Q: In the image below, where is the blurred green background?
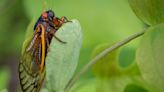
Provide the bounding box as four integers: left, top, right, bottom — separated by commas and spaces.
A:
0, 0, 147, 92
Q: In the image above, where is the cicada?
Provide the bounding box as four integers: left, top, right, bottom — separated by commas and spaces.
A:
19, 10, 69, 92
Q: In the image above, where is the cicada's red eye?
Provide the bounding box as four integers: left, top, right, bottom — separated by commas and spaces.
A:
42, 12, 48, 19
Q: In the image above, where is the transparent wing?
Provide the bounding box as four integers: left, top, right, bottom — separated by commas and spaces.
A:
19, 33, 45, 92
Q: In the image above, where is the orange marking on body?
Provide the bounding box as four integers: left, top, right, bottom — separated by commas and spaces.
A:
39, 24, 45, 72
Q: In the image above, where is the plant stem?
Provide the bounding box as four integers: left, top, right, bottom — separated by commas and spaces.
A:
65, 28, 147, 92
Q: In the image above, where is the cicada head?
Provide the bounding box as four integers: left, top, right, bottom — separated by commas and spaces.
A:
34, 10, 55, 31
46, 10, 55, 21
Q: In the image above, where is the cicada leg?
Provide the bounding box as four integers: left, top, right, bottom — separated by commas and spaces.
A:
54, 34, 67, 44
61, 16, 72, 23
49, 27, 67, 44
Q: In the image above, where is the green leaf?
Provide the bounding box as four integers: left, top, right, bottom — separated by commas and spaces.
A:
124, 84, 148, 92
92, 44, 140, 78
91, 43, 120, 78
0, 68, 10, 90
136, 24, 164, 92
118, 47, 136, 68
71, 79, 96, 92
95, 77, 141, 92
0, 89, 8, 92
41, 88, 49, 92
96, 77, 132, 92
129, 0, 164, 25
46, 19, 82, 92
73, 77, 149, 92
90, 44, 150, 92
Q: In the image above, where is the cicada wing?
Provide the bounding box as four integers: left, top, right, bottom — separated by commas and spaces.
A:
19, 36, 45, 92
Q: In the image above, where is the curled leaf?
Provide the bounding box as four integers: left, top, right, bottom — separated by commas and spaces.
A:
137, 24, 164, 92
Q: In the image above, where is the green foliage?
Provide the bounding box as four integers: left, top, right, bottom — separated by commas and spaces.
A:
0, 0, 27, 56
71, 79, 96, 92
46, 20, 82, 92
97, 76, 150, 92
92, 44, 141, 77
118, 47, 136, 68
1, 0, 164, 92
129, 0, 164, 25
73, 76, 150, 92
23, 0, 54, 19
124, 84, 148, 92
41, 88, 49, 92
129, 0, 164, 92
0, 89, 8, 92
0, 68, 10, 91
136, 24, 164, 92
88, 44, 148, 92
92, 44, 120, 78
95, 77, 134, 92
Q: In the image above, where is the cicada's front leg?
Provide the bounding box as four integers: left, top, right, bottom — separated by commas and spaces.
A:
47, 25, 67, 44
61, 16, 72, 23
53, 34, 67, 44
